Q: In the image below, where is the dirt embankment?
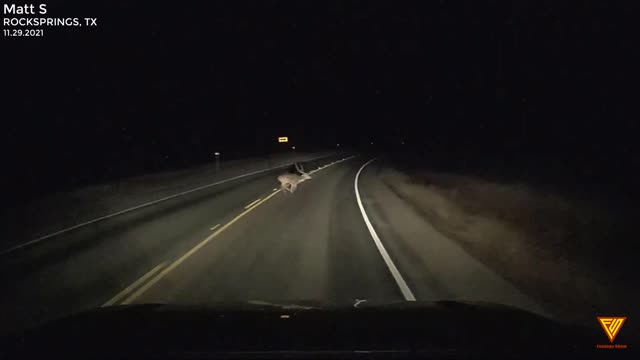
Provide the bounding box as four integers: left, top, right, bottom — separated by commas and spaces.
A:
380, 167, 637, 326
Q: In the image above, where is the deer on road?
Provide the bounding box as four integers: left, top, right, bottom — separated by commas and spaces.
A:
277, 163, 311, 193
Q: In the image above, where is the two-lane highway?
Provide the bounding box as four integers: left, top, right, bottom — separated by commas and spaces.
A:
0, 156, 547, 335
128, 157, 400, 305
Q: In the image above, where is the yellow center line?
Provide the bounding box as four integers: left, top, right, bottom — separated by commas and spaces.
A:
102, 261, 167, 307
105, 155, 358, 306
244, 197, 262, 209
119, 189, 282, 305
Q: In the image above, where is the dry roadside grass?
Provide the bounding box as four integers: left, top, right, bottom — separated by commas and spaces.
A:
380, 168, 637, 326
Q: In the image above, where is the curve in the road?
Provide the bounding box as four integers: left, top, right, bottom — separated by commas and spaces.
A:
354, 159, 416, 301
103, 156, 357, 306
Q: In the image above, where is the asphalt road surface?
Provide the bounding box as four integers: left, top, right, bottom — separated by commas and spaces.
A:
0, 156, 547, 334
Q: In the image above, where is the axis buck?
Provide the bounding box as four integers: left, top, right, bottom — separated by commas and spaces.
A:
277, 163, 311, 193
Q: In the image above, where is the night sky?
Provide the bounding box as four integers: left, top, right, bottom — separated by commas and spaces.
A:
3, 0, 637, 201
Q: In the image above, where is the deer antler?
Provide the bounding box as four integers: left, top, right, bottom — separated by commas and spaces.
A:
278, 163, 311, 194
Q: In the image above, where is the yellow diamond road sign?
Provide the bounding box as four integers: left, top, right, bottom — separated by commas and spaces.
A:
278, 137, 288, 143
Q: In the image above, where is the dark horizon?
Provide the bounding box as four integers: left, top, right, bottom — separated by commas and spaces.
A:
3, 1, 640, 348
3, 0, 636, 201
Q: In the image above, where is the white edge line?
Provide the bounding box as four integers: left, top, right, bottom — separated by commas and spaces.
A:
244, 198, 262, 209
1, 154, 341, 255
102, 261, 167, 307
354, 158, 416, 301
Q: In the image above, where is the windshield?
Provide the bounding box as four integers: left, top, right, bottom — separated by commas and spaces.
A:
1, 0, 635, 353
